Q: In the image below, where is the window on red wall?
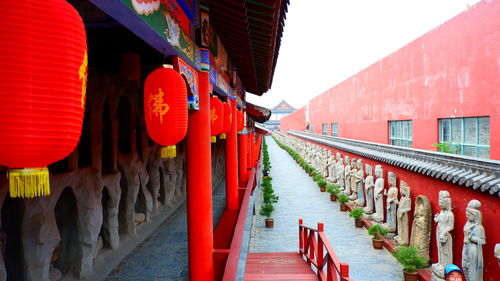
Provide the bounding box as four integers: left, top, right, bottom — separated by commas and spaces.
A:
438, 117, 490, 158
331, 123, 338, 137
322, 123, 327, 135
389, 120, 412, 147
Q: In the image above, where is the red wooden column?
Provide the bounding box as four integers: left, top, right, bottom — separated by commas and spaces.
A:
238, 130, 248, 183
247, 132, 253, 168
225, 97, 239, 210
185, 49, 214, 281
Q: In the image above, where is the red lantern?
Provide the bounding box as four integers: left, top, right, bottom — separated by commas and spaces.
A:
0, 0, 88, 198
237, 110, 245, 132
219, 102, 232, 139
144, 65, 188, 158
210, 97, 224, 143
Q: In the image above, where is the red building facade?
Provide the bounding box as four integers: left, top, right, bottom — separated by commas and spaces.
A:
281, 0, 500, 160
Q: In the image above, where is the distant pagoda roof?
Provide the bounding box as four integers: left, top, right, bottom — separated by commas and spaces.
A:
272, 100, 295, 111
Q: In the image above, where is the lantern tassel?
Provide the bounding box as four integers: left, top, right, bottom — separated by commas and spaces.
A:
220, 133, 226, 140
211, 136, 217, 143
161, 145, 177, 158
8, 168, 50, 198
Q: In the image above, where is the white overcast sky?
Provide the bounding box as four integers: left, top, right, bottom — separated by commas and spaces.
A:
246, 0, 482, 109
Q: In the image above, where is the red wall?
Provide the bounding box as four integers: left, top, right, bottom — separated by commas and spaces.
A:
280, 106, 306, 132
280, 0, 500, 159
294, 136, 500, 281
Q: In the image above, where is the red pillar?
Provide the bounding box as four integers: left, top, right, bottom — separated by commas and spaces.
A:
225, 98, 239, 210
247, 132, 253, 169
238, 131, 248, 183
185, 50, 214, 281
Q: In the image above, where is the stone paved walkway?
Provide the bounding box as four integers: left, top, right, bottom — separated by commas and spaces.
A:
104, 182, 226, 281
249, 136, 403, 281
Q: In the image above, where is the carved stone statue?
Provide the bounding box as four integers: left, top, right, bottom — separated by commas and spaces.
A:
382, 172, 398, 233
395, 181, 411, 246
336, 158, 345, 190
372, 165, 385, 223
327, 155, 337, 183
363, 164, 374, 215
462, 199, 486, 281
410, 195, 432, 262
343, 156, 351, 195
354, 159, 365, 207
348, 159, 358, 200
431, 190, 455, 281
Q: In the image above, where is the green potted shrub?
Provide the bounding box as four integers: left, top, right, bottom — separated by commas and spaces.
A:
326, 184, 340, 201
307, 166, 315, 176
349, 207, 364, 227
259, 204, 275, 228
312, 173, 323, 182
337, 194, 349, 211
394, 246, 427, 281
263, 192, 279, 204
368, 224, 389, 249
317, 179, 327, 192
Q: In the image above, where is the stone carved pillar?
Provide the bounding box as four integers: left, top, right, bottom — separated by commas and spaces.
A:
462, 199, 486, 281
431, 190, 454, 281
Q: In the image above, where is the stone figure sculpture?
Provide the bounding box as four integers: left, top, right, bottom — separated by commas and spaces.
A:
343, 156, 351, 195
348, 159, 358, 200
363, 164, 374, 215
431, 190, 455, 281
410, 195, 432, 262
382, 172, 398, 233
462, 199, 486, 281
395, 181, 411, 246
354, 159, 365, 206
327, 155, 336, 182
372, 165, 385, 222
336, 158, 345, 190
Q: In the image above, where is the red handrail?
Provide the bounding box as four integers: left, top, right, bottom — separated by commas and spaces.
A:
299, 219, 355, 281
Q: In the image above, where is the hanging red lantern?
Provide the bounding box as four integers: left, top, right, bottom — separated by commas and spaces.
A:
236, 110, 245, 132
144, 65, 188, 158
0, 0, 88, 198
210, 97, 224, 143
219, 102, 232, 139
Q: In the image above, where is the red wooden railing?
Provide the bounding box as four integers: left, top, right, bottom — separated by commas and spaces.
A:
299, 219, 355, 281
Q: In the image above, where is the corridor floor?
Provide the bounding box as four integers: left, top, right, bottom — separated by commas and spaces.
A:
104, 182, 226, 281
249, 136, 404, 281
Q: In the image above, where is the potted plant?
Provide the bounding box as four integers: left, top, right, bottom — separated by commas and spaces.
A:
368, 224, 389, 249
259, 204, 275, 228
394, 246, 427, 281
313, 173, 323, 182
317, 179, 327, 192
349, 208, 364, 227
338, 194, 349, 211
326, 184, 340, 201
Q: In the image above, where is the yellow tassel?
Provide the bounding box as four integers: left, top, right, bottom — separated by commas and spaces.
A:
220, 134, 226, 139
8, 167, 50, 198
161, 145, 176, 158
211, 136, 217, 143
